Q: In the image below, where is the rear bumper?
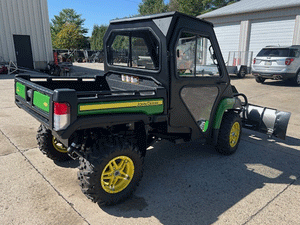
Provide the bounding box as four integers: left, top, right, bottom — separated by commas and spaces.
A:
252, 72, 295, 80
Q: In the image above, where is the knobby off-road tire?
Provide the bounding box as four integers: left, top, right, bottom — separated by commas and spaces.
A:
78, 137, 144, 205
216, 111, 242, 155
36, 124, 71, 161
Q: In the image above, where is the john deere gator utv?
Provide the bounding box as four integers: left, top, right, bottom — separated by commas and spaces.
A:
15, 12, 291, 205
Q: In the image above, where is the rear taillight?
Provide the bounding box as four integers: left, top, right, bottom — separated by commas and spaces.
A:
285, 58, 294, 65
253, 58, 256, 64
53, 102, 70, 130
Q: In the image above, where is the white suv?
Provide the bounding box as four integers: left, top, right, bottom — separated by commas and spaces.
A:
252, 45, 300, 86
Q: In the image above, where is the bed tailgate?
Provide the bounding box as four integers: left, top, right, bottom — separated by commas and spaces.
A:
15, 76, 54, 127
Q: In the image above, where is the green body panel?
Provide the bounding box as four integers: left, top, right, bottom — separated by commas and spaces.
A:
203, 120, 209, 132
33, 91, 50, 113
78, 99, 164, 116
16, 82, 26, 99
212, 98, 236, 129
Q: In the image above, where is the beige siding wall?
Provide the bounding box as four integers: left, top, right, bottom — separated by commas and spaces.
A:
201, 7, 300, 61
293, 15, 300, 45
0, 0, 53, 69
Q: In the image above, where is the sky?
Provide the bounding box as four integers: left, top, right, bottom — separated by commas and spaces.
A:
47, 0, 169, 37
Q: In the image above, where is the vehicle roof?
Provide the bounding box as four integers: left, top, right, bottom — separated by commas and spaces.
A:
110, 11, 213, 26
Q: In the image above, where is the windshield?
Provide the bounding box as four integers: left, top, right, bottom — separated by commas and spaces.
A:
257, 48, 291, 57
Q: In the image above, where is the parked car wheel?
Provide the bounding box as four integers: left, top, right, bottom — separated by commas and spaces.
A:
36, 124, 71, 161
216, 111, 242, 155
255, 77, 265, 84
237, 67, 247, 78
78, 137, 144, 205
293, 71, 300, 86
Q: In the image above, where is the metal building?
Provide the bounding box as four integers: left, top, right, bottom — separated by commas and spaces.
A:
0, 0, 53, 70
199, 0, 300, 61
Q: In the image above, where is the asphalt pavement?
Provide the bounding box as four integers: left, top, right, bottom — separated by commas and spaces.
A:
0, 65, 299, 225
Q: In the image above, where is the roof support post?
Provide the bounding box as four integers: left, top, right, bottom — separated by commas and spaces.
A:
238, 20, 251, 65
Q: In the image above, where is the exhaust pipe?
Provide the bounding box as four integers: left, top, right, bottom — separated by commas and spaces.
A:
241, 104, 291, 140
273, 75, 282, 80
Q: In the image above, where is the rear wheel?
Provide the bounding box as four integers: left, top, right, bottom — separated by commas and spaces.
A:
216, 111, 242, 155
36, 124, 70, 161
78, 137, 144, 205
237, 67, 247, 78
255, 76, 265, 84
293, 71, 300, 86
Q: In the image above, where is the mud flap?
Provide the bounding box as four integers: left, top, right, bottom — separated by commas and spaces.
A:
241, 104, 291, 140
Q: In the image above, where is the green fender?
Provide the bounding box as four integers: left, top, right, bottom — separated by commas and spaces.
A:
212, 98, 236, 129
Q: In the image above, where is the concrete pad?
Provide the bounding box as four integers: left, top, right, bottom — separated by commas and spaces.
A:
0, 78, 15, 109
0, 89, 15, 108
0, 77, 14, 90
0, 107, 40, 151
242, 129, 300, 155
0, 124, 38, 151
0, 152, 87, 225
214, 183, 292, 225
1, 64, 299, 224
24, 148, 164, 225
24, 136, 300, 225
0, 131, 17, 156
0, 106, 40, 127
246, 179, 300, 225
136, 140, 300, 225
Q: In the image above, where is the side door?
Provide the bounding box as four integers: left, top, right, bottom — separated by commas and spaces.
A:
169, 31, 230, 140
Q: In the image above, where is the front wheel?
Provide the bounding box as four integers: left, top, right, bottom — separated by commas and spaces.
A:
78, 137, 144, 205
216, 111, 242, 155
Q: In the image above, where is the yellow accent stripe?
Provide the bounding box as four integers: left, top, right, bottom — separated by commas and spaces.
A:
79, 100, 163, 112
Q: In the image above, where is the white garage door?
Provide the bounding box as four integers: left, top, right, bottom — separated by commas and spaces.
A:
250, 17, 295, 57
214, 23, 240, 63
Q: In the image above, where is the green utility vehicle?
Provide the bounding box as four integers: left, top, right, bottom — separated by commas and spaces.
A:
15, 12, 291, 205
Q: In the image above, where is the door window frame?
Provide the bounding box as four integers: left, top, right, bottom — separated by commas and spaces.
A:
107, 28, 161, 72
175, 29, 222, 79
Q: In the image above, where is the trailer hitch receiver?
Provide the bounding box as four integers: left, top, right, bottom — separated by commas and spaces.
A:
241, 104, 291, 140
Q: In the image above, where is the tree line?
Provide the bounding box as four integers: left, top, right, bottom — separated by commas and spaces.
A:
51, 1, 239, 50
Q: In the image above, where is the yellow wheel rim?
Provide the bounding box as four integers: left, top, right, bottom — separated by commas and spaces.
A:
52, 137, 68, 153
101, 156, 134, 194
229, 122, 240, 148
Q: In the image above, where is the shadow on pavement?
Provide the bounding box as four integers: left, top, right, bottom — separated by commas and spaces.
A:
54, 158, 79, 168
229, 75, 254, 80
259, 79, 298, 87
100, 133, 300, 225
